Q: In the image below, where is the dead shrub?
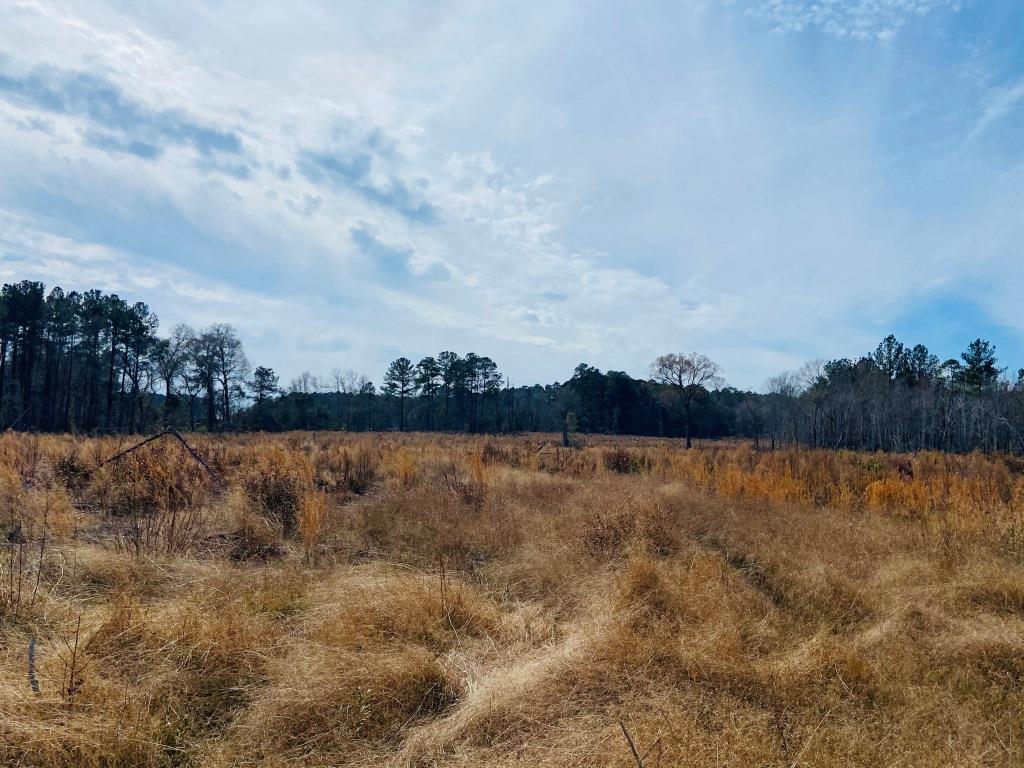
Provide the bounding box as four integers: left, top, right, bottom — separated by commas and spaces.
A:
343, 444, 379, 494
229, 513, 284, 561
481, 440, 518, 467
53, 450, 91, 493
603, 447, 644, 474
242, 448, 314, 537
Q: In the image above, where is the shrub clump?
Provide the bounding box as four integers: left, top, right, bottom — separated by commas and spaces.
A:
54, 450, 91, 493
242, 448, 315, 537
603, 447, 645, 474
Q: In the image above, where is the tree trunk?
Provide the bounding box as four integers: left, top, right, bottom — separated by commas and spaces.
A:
62, 335, 75, 431
206, 378, 217, 432
105, 340, 117, 429
221, 376, 231, 428
0, 336, 7, 424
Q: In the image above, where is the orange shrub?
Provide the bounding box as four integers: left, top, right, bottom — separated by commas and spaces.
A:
865, 477, 929, 518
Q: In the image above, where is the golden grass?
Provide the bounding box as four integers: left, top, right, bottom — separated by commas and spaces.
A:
0, 431, 1022, 766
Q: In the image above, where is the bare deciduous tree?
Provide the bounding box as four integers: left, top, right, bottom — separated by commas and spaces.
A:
196, 324, 249, 430
154, 323, 195, 426
651, 352, 724, 448
289, 371, 319, 394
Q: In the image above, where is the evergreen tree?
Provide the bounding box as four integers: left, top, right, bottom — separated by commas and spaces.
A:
383, 357, 415, 430
957, 339, 1001, 389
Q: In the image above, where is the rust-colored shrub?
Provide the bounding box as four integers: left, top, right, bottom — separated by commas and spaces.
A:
865, 477, 929, 517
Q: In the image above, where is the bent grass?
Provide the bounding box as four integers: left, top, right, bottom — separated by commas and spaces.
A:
0, 431, 1021, 766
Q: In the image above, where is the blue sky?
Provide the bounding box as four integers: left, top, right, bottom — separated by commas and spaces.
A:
0, 0, 1021, 388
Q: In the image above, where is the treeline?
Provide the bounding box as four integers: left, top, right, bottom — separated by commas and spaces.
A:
3, 280, 1024, 453
0, 280, 249, 434
748, 337, 1024, 453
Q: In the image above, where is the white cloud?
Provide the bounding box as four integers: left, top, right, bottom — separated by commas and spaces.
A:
966, 77, 1024, 142
734, 0, 966, 39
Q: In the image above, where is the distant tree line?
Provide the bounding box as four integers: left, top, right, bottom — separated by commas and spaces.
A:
3, 280, 1024, 452
746, 335, 1024, 453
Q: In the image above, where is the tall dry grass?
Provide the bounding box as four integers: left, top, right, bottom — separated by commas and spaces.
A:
0, 430, 1021, 766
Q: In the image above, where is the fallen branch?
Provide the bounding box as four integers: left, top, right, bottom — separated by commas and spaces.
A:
895, 452, 917, 480
97, 428, 224, 488
620, 721, 646, 768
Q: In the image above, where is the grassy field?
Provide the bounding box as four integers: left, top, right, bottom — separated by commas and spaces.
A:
1, 431, 1022, 767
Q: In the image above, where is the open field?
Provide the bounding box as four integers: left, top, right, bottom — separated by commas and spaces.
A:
1, 432, 1023, 767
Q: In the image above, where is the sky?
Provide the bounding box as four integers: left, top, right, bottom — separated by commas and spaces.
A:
0, 0, 1022, 390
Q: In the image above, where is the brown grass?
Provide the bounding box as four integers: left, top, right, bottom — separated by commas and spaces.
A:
0, 431, 1022, 766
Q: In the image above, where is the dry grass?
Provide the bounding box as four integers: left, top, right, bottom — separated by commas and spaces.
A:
0, 430, 1022, 766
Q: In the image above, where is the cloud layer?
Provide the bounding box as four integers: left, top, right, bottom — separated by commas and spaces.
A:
0, 0, 1021, 388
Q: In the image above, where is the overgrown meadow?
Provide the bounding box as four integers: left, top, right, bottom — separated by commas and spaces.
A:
1, 432, 1022, 766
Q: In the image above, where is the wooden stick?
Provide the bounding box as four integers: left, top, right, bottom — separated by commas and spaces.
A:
27, 634, 39, 694
620, 721, 646, 768
98, 429, 174, 467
